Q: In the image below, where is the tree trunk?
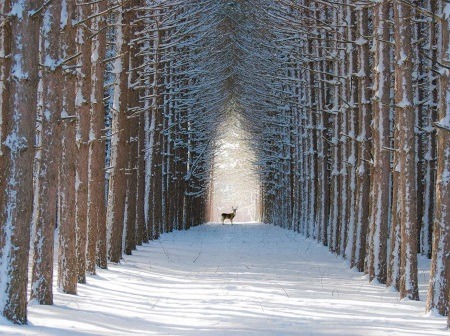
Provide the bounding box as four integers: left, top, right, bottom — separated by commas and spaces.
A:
0, 0, 43, 324
328, 4, 341, 254
427, 0, 450, 316
30, 0, 62, 305
136, 111, 148, 244
75, 0, 92, 284
124, 9, 142, 254
87, 0, 108, 272
417, 0, 438, 259
393, 0, 419, 300
368, 1, 390, 282
58, 0, 78, 295
0, 1, 10, 207
106, 4, 131, 263
346, 4, 359, 267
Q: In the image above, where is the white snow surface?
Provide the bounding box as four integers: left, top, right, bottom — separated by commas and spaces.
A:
0, 223, 447, 336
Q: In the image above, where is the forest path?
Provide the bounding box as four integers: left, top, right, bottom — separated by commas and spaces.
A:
2, 223, 447, 336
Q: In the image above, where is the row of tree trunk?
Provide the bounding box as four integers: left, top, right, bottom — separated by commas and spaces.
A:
252, 0, 450, 320
0, 0, 215, 324
1, 0, 450, 328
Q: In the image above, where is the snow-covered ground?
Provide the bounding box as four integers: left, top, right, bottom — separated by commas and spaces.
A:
0, 223, 447, 335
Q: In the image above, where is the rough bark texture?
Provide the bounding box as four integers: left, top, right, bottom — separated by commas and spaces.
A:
0, 0, 11, 282
352, 6, 372, 273
394, 0, 419, 300
106, 4, 131, 263
75, 0, 92, 284
30, 0, 62, 305
87, 0, 108, 271
428, 0, 450, 316
124, 8, 142, 254
0, 0, 10, 206
0, 0, 43, 324
58, 0, 78, 295
368, 0, 390, 283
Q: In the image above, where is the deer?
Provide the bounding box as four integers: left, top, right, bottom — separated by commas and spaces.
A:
221, 207, 237, 225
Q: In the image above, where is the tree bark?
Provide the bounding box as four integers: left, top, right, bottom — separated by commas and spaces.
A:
428, 0, 450, 316
368, 1, 390, 283
30, 0, 63, 305
124, 6, 142, 254
393, 0, 419, 300
75, 0, 92, 284
58, 0, 78, 295
0, 1, 10, 206
328, 4, 342, 254
0, 0, 43, 324
346, 4, 359, 267
87, 0, 108, 272
106, 4, 131, 262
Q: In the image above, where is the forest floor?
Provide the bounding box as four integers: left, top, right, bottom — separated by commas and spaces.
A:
0, 223, 447, 335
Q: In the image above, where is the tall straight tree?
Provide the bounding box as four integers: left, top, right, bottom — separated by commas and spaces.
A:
87, 0, 108, 272
338, 0, 349, 258
58, 0, 78, 295
417, 0, 438, 259
0, 0, 43, 324
393, 0, 419, 300
30, 0, 63, 305
148, 8, 164, 240
74, 0, 92, 284
0, 0, 10, 254
0, 0, 10, 189
106, 3, 131, 262
368, 0, 390, 283
328, 4, 342, 254
427, 0, 450, 316
346, 3, 359, 267
124, 2, 145, 255
316, 6, 330, 246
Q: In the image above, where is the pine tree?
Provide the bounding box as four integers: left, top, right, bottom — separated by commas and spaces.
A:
106, 2, 131, 262
87, 0, 108, 273
30, 0, 63, 305
0, 0, 43, 324
58, 0, 78, 295
427, 0, 450, 316
393, 0, 419, 300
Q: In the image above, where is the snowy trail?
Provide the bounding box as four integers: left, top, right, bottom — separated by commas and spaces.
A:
1, 223, 447, 336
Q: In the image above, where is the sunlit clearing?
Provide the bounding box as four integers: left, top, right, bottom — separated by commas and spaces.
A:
207, 115, 261, 223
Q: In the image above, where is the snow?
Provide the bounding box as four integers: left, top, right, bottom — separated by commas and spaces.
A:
354, 37, 367, 46
60, 0, 68, 29
397, 98, 411, 108
444, 4, 450, 20
3, 133, 28, 152
9, 0, 25, 20
12, 49, 28, 80
0, 223, 447, 335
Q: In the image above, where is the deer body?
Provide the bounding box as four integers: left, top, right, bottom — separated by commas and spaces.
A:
221, 207, 237, 225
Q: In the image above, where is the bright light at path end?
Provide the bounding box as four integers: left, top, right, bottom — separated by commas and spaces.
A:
207, 117, 261, 223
